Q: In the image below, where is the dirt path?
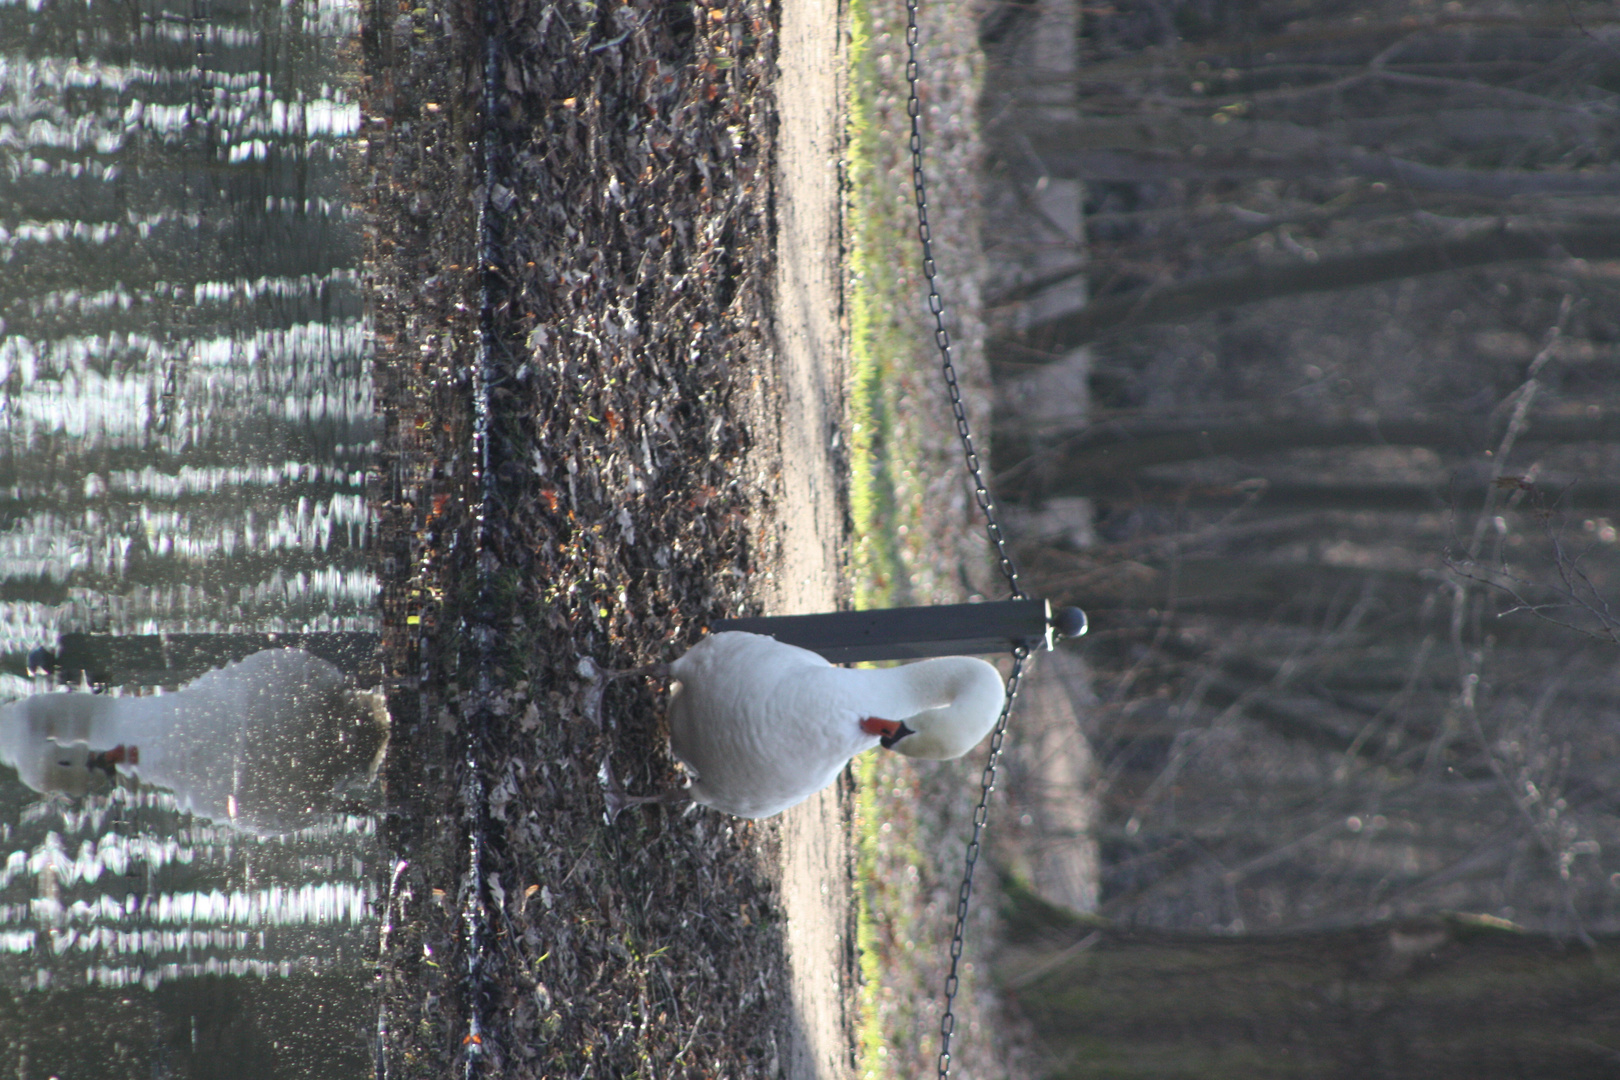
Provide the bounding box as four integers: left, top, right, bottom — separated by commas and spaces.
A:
765, 1, 856, 1077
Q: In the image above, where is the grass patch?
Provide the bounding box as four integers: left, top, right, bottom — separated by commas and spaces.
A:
848, 0, 921, 1073
847, 0, 920, 616
847, 1, 998, 1077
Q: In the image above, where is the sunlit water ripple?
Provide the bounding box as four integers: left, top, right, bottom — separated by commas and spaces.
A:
0, 0, 379, 1073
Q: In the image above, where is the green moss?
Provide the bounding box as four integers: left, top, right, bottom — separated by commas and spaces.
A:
853, 751, 889, 1079
847, 0, 908, 618
1001, 872, 1111, 940
847, 0, 990, 1074
848, 0, 920, 1072
1047, 1043, 1325, 1080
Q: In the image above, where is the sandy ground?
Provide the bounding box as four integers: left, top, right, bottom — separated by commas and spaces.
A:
763, 0, 856, 1076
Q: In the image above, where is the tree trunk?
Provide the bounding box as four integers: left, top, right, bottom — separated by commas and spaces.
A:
1001, 144, 1620, 197
999, 883, 1620, 1080
995, 224, 1620, 356
995, 412, 1620, 487
1005, 110, 1617, 170
1018, 474, 1620, 514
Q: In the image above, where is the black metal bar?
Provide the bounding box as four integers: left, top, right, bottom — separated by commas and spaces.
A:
27, 602, 1087, 685
48, 632, 379, 687
713, 599, 1080, 664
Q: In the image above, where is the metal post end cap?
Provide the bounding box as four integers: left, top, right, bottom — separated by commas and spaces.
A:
1051, 607, 1088, 639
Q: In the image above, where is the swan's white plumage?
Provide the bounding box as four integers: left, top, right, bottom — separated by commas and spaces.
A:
665, 632, 1005, 819
0, 649, 389, 835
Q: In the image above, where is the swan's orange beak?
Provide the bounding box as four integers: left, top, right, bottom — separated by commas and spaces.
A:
860, 717, 915, 750
85, 744, 138, 782
860, 716, 899, 737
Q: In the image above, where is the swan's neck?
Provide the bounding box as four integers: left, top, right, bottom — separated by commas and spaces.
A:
857, 658, 1004, 761
863, 660, 968, 713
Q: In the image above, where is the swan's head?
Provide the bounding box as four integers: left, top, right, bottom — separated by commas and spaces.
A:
0, 693, 113, 797
879, 656, 1005, 761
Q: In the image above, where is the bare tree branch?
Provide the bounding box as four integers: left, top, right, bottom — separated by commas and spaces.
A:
1463, 297, 1574, 559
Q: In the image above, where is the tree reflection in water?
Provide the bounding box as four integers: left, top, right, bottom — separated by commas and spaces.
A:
1, 0, 382, 1069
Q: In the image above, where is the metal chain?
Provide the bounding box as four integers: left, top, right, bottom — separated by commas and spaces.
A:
902, 2, 1029, 1076
935, 645, 1025, 1078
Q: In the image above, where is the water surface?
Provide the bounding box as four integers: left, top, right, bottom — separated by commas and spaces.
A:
0, 0, 379, 1072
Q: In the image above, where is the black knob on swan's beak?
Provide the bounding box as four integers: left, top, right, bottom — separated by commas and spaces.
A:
1051, 607, 1088, 639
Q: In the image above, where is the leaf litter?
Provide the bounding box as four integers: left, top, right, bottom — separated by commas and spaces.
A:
358, 0, 794, 1075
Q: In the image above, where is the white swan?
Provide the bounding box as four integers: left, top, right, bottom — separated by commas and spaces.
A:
591, 631, 1007, 819
0, 648, 389, 836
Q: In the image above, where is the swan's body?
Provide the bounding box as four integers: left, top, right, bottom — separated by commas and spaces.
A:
663, 632, 1005, 819
0, 649, 389, 835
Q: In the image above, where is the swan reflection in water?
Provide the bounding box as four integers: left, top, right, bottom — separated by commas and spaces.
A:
0, 649, 389, 836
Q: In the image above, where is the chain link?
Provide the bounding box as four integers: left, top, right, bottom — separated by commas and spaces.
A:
935, 645, 1025, 1077
902, 1, 1030, 1076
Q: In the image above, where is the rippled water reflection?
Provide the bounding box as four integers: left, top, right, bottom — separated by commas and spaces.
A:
0, 0, 374, 652
1, 0, 379, 1073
